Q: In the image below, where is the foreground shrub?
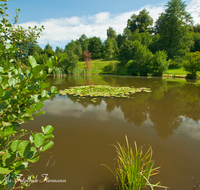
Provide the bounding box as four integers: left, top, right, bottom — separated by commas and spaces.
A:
0, 3, 57, 189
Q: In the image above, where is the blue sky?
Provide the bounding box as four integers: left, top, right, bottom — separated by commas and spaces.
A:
4, 0, 200, 49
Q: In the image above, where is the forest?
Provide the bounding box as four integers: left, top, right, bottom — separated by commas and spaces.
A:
17, 0, 200, 79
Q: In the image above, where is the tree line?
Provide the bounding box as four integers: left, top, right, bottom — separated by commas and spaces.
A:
19, 0, 200, 79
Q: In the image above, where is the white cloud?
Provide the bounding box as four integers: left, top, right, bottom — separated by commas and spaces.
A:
174, 116, 200, 140
18, 0, 200, 49
187, 0, 200, 24
42, 96, 124, 122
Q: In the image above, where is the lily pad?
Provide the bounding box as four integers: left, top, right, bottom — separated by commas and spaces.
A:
59, 85, 151, 98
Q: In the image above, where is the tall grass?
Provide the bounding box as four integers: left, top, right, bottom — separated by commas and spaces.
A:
103, 136, 167, 190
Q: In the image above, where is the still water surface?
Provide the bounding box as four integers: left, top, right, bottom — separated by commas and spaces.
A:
22, 75, 200, 190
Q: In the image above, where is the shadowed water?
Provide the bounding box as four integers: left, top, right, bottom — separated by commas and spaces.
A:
22, 75, 200, 190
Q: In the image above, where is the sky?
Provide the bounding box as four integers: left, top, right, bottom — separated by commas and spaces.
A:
4, 0, 200, 50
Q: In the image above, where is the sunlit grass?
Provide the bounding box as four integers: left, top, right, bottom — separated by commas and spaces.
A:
164, 66, 188, 76
76, 59, 118, 74
102, 136, 167, 190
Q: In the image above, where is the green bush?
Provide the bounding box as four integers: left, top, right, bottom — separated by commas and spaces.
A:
151, 51, 168, 76
0, 3, 57, 189
182, 51, 200, 79
127, 41, 153, 76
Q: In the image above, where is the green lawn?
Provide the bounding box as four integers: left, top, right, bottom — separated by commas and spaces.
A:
75, 59, 118, 74
164, 67, 188, 76
75, 59, 199, 78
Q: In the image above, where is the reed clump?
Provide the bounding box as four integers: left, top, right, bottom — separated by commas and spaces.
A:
103, 136, 167, 190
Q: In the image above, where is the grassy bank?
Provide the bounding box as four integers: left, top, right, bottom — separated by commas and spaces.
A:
74, 59, 199, 78
74, 59, 118, 75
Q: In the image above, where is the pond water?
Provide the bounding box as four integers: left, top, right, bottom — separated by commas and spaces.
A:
22, 75, 200, 190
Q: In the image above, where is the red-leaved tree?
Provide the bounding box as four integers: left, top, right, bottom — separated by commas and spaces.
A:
84, 51, 92, 71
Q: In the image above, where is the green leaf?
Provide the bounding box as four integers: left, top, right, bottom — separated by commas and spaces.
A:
18, 141, 31, 158
8, 78, 16, 86
28, 56, 37, 68
34, 111, 45, 117
11, 140, 21, 152
25, 105, 36, 115
41, 82, 49, 89
29, 132, 34, 143
2, 150, 15, 166
34, 133, 45, 148
41, 140, 54, 152
0, 66, 4, 72
42, 125, 54, 135
46, 60, 52, 68
32, 65, 45, 76
0, 167, 12, 174
5, 43, 13, 50
0, 85, 3, 96
51, 86, 57, 93
0, 102, 7, 111
41, 89, 48, 97
35, 102, 44, 111
45, 134, 54, 139
28, 155, 40, 163
3, 126, 17, 137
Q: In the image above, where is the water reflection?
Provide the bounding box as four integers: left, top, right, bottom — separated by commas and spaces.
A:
46, 76, 200, 140
24, 76, 200, 190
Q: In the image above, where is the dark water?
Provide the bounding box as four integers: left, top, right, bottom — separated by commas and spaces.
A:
22, 75, 200, 190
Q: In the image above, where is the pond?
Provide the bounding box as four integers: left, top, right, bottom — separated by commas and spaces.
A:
22, 75, 200, 190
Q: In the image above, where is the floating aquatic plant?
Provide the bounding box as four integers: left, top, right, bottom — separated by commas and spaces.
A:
59, 85, 151, 98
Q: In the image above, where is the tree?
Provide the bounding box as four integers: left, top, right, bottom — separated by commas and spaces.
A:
64, 40, 82, 60
107, 26, 117, 39
127, 41, 153, 76
127, 9, 153, 33
44, 43, 55, 57
155, 0, 193, 59
182, 51, 200, 79
118, 40, 136, 64
55, 46, 63, 54
104, 38, 118, 60
151, 51, 169, 76
0, 3, 57, 189
84, 51, 92, 71
88, 37, 103, 59
193, 23, 200, 33
191, 32, 200, 52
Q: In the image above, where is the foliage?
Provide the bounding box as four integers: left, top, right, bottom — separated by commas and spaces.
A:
107, 27, 117, 39
0, 3, 57, 189
182, 51, 200, 79
154, 0, 193, 59
102, 136, 167, 190
151, 51, 168, 76
127, 9, 153, 33
118, 40, 136, 65
191, 32, 200, 52
88, 37, 103, 59
127, 41, 153, 76
104, 38, 118, 60
103, 62, 115, 73
83, 51, 92, 71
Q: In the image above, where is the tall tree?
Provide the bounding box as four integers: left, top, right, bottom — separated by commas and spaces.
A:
107, 26, 117, 39
104, 38, 118, 60
127, 9, 153, 33
155, 0, 193, 59
88, 36, 103, 59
